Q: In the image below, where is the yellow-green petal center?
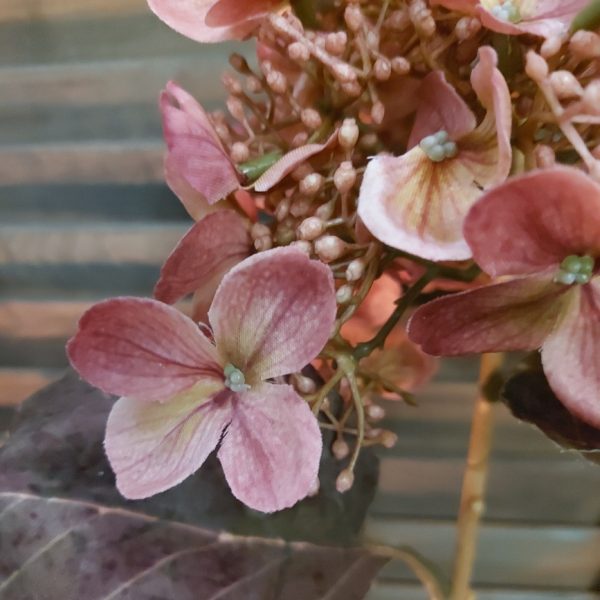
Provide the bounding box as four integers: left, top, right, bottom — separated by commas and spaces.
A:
554, 254, 595, 285
224, 363, 250, 393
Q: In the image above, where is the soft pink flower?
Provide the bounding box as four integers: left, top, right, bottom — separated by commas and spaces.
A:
357, 46, 512, 262
148, 0, 282, 43
408, 167, 600, 428
68, 248, 336, 512
432, 0, 588, 40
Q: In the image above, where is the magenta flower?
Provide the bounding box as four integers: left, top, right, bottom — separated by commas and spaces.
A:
68, 248, 337, 512
148, 0, 282, 43
357, 47, 511, 261
408, 167, 600, 428
432, 0, 588, 40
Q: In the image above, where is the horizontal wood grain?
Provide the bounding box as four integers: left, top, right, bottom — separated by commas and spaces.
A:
0, 368, 60, 406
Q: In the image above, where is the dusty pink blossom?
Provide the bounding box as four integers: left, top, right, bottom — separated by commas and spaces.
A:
68, 248, 336, 512
148, 0, 282, 44
154, 210, 253, 322
432, 0, 588, 40
408, 167, 600, 428
358, 46, 512, 261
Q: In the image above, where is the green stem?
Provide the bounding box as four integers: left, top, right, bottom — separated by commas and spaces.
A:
353, 266, 439, 360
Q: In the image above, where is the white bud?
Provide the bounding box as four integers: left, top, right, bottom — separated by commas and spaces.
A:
299, 173, 324, 196
301, 108, 322, 130
266, 70, 288, 94
525, 51, 549, 82
250, 222, 271, 240
344, 4, 363, 31
336, 284, 353, 304
541, 35, 563, 58
366, 404, 385, 421
371, 101, 385, 125
334, 161, 357, 193
332, 439, 350, 460
293, 374, 317, 394
288, 41, 310, 62
345, 258, 366, 282
289, 240, 312, 256
583, 80, 600, 114
230, 141, 249, 163
336, 469, 355, 493
298, 216, 326, 241
391, 56, 411, 75
254, 235, 273, 251
374, 58, 392, 81
315, 235, 348, 262
325, 31, 347, 55
550, 70, 583, 99
338, 118, 360, 150
570, 30, 600, 59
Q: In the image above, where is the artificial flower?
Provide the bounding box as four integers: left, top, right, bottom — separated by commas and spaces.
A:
68, 247, 337, 512
408, 167, 600, 428
357, 46, 512, 262
432, 0, 588, 40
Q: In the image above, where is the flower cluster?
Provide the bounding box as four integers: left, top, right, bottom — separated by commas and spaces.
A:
68, 0, 600, 512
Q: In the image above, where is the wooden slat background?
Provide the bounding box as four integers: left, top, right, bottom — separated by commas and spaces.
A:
0, 2, 599, 598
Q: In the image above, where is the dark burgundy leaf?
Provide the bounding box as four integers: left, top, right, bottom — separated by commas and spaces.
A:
0, 492, 387, 600
502, 366, 600, 465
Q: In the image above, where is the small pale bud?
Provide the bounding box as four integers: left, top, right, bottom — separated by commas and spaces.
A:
570, 30, 600, 59
332, 439, 350, 460
374, 58, 392, 81
289, 239, 312, 255
298, 216, 326, 241
292, 131, 309, 148
336, 284, 353, 304
266, 70, 288, 94
221, 72, 243, 95
246, 75, 262, 93
315, 235, 348, 262
315, 200, 335, 221
386, 8, 410, 31
301, 108, 322, 130
534, 144, 556, 168
334, 161, 357, 193
345, 258, 366, 282
250, 222, 271, 240
391, 56, 411, 75
226, 96, 246, 121
340, 80, 362, 97
214, 122, 231, 144
380, 430, 398, 449
290, 197, 312, 217
541, 35, 563, 58
254, 235, 273, 251
525, 51, 549, 82
366, 404, 385, 421
293, 374, 317, 394
288, 41, 310, 62
371, 101, 385, 125
550, 70, 583, 99
338, 118, 360, 150
325, 31, 347, 56
344, 4, 363, 31
230, 141, 249, 163
331, 62, 357, 83
455, 16, 480, 41
583, 80, 600, 114
299, 173, 324, 196
336, 469, 355, 493
275, 196, 291, 221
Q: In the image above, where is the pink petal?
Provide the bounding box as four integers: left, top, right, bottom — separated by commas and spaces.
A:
408, 274, 569, 355
542, 278, 600, 428
209, 247, 336, 382
218, 383, 321, 512
357, 149, 477, 261
147, 0, 273, 43
67, 298, 222, 402
464, 167, 600, 278
466, 46, 512, 187
407, 71, 476, 149
253, 132, 338, 193
105, 381, 231, 499
154, 210, 252, 322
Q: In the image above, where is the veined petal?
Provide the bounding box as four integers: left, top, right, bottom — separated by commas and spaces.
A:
408, 274, 569, 355
67, 298, 222, 402
542, 278, 600, 428
154, 211, 252, 320
105, 381, 231, 499
464, 167, 600, 277
218, 383, 321, 512
147, 0, 277, 43
209, 248, 336, 382
357, 149, 478, 261
407, 71, 476, 149
253, 131, 338, 193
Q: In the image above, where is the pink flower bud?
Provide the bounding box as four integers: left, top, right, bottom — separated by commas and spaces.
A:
380, 430, 398, 449
366, 404, 385, 421
221, 72, 243, 95
371, 101, 385, 125
288, 41, 310, 62
534, 144, 556, 168
455, 16, 480, 41
290, 197, 312, 217
299, 173, 324, 195
345, 258, 366, 281
391, 56, 411, 75
331, 62, 357, 83
325, 31, 347, 56
336, 469, 355, 493
334, 161, 357, 193
344, 4, 363, 31
549, 70, 583, 99
298, 216, 326, 241
570, 30, 600, 59
315, 200, 335, 220
336, 284, 353, 304
525, 51, 549, 82
541, 35, 563, 58
230, 141, 250, 163
583, 80, 600, 114
301, 108, 322, 130
332, 439, 350, 460
246, 75, 262, 94
290, 239, 312, 255
292, 131, 309, 147
315, 235, 348, 262
386, 8, 410, 31
374, 57, 392, 81
250, 222, 271, 240
254, 235, 273, 251
340, 81, 363, 97
226, 96, 246, 121
214, 122, 231, 144
266, 70, 288, 94
338, 118, 360, 150
293, 373, 317, 394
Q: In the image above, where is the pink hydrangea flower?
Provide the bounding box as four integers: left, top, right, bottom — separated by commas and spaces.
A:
68, 248, 337, 512
148, 0, 282, 43
357, 46, 512, 261
408, 167, 600, 428
432, 0, 588, 40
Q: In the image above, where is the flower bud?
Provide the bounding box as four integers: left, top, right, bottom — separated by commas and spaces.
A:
298, 216, 326, 241
371, 101, 385, 125
336, 284, 353, 304
254, 235, 273, 251
380, 430, 398, 449
338, 118, 360, 150
332, 439, 350, 460
386, 9, 410, 31
391, 56, 411, 75
299, 172, 324, 196
541, 35, 563, 58
275, 196, 291, 221
292, 131, 309, 147
374, 58, 392, 81
250, 222, 271, 240
525, 51, 548, 82
315, 235, 348, 262
266, 70, 288, 94
246, 75, 262, 93
293, 373, 317, 394
334, 161, 357, 193
336, 469, 355, 493
290, 197, 312, 217
289, 240, 312, 256
340, 81, 362, 97
288, 41, 310, 62
315, 200, 335, 220
583, 80, 600, 114
345, 258, 366, 282
534, 144, 555, 168
325, 31, 347, 56
301, 108, 322, 130
331, 61, 357, 83
344, 4, 363, 31
549, 70, 583, 99
226, 96, 246, 121
366, 404, 385, 421
570, 30, 600, 59
230, 141, 249, 163
221, 72, 243, 95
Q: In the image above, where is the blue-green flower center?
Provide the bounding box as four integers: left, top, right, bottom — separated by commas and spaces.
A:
490, 1, 521, 23
224, 363, 250, 393
419, 130, 458, 163
554, 254, 595, 285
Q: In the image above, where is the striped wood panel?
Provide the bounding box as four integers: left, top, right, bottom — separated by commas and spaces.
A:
0, 6, 598, 599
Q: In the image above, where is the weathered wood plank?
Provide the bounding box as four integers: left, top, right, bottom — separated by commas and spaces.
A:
0, 223, 187, 265
365, 517, 600, 589
0, 368, 59, 406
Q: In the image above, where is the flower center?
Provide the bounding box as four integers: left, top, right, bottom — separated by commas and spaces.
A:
223, 363, 250, 393
419, 130, 458, 163
554, 254, 595, 285
489, 0, 521, 23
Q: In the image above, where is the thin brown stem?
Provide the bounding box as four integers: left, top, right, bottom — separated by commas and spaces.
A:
450, 353, 503, 600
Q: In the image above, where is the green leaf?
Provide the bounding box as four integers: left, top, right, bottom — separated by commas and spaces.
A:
238, 152, 282, 181
571, 0, 600, 32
